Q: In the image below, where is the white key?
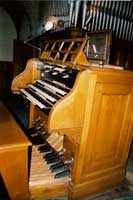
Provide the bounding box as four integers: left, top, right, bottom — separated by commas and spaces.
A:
44, 64, 53, 69
37, 80, 67, 96
52, 80, 70, 90
29, 84, 57, 103
19, 88, 46, 109
63, 74, 69, 78
52, 71, 58, 75
29, 88, 53, 106
54, 67, 65, 73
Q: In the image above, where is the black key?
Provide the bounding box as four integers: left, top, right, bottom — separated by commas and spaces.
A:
30, 135, 44, 145
46, 155, 60, 164
44, 151, 57, 159
51, 162, 65, 173
41, 134, 47, 141
50, 161, 64, 170
52, 165, 65, 173
27, 127, 36, 135
38, 143, 50, 151
45, 153, 58, 161
40, 146, 52, 153
54, 170, 70, 178
38, 143, 53, 153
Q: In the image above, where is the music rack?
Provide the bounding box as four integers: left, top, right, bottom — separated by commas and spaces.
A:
41, 37, 88, 66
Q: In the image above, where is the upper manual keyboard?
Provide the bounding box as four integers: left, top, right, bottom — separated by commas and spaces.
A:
19, 62, 79, 114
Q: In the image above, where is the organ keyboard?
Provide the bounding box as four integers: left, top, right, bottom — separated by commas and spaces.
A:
19, 62, 78, 114
11, 37, 133, 199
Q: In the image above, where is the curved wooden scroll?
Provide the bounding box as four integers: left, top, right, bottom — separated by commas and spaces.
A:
47, 70, 96, 131
11, 58, 40, 94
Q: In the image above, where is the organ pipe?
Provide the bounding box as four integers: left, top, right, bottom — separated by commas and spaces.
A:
68, 1, 132, 41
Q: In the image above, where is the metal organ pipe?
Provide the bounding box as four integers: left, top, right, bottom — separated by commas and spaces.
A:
69, 0, 74, 27
106, 1, 111, 30
117, 2, 124, 39
123, 3, 130, 40
121, 2, 127, 40
92, 1, 97, 31
68, 0, 133, 41
82, 0, 87, 29
102, 1, 108, 30
96, 1, 101, 31
98, 2, 103, 31
74, 0, 81, 27
125, 21, 129, 41
93, 1, 98, 31
85, 1, 93, 30
110, 1, 115, 30
101, 1, 105, 30
128, 4, 133, 41
131, 27, 133, 41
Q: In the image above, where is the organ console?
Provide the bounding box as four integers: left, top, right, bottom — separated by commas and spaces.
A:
11, 36, 133, 199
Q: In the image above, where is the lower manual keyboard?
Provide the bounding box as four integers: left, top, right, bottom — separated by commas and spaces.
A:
29, 145, 71, 188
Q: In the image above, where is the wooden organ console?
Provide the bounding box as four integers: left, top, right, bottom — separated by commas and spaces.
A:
11, 37, 133, 200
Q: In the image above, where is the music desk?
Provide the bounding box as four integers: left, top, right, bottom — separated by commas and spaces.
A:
0, 102, 31, 200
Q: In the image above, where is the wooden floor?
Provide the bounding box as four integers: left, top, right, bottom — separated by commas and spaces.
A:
31, 182, 133, 200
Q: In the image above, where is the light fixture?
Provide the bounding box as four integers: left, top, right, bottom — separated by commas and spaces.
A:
44, 20, 54, 31
44, 16, 58, 31
44, 16, 69, 32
